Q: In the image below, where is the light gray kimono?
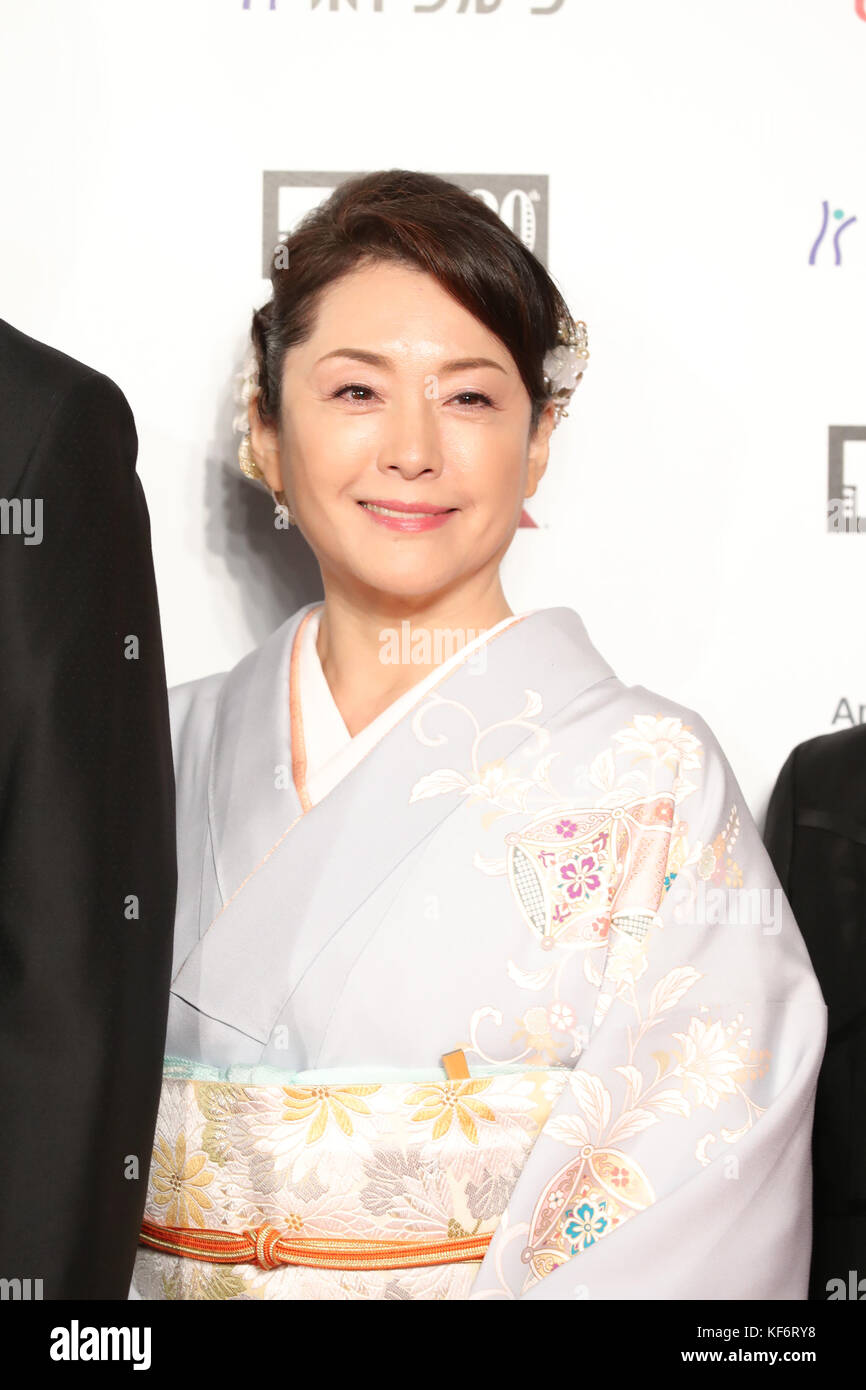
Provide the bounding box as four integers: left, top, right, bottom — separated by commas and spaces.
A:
141, 601, 826, 1299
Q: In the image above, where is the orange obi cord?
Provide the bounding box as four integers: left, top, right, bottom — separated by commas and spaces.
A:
139, 1219, 492, 1271
441, 1049, 471, 1079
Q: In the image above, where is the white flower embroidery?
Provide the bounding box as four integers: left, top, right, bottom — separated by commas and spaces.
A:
670, 1017, 751, 1111
613, 715, 703, 774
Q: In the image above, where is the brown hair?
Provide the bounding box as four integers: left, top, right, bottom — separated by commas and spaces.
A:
250, 169, 577, 436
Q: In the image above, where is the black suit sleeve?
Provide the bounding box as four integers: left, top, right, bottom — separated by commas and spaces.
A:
763, 746, 796, 894
0, 368, 177, 1298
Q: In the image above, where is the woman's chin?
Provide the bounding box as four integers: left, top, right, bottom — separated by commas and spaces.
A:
341, 566, 466, 606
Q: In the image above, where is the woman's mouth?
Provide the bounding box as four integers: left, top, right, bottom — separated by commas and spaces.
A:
357, 500, 457, 532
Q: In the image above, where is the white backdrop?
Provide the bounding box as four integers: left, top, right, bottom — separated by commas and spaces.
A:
1, 0, 864, 824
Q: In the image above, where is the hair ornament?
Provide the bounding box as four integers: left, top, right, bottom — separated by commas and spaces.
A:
234, 349, 265, 482
542, 317, 589, 424
232, 350, 294, 522
233, 348, 259, 438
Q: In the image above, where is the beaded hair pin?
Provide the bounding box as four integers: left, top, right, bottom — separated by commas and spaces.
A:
542, 316, 590, 425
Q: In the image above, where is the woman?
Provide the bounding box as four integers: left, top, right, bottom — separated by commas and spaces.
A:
132, 169, 825, 1300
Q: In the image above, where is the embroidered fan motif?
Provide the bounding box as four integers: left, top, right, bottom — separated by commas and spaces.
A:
521, 1145, 654, 1280
511, 999, 770, 1295
505, 794, 675, 947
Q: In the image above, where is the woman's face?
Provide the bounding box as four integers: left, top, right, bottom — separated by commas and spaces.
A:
249, 259, 555, 607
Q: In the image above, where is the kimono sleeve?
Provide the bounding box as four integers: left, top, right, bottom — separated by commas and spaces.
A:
468, 711, 827, 1300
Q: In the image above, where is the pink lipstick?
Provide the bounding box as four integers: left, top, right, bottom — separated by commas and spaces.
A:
357, 498, 457, 533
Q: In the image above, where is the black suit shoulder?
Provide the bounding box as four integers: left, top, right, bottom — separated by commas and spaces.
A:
764, 724, 866, 892
0, 316, 136, 496
0, 314, 106, 400
782, 724, 866, 823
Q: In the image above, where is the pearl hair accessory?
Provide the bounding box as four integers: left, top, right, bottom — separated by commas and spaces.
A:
233, 350, 295, 524
542, 316, 590, 425
234, 349, 263, 482
232, 349, 259, 440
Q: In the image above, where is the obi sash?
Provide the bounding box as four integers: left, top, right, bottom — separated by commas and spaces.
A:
134, 1053, 574, 1300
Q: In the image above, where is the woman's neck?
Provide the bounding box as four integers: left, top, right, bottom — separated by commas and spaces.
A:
314, 584, 514, 738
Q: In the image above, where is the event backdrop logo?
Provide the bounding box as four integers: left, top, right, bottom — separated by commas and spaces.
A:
809, 200, 858, 266
262, 172, 549, 529
827, 426, 866, 533
832, 697, 866, 727
243, 1, 566, 12
262, 171, 548, 277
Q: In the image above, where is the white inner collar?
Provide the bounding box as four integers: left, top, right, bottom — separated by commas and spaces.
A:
296, 605, 531, 806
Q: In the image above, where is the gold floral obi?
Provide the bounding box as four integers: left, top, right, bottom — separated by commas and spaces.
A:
132, 1055, 571, 1301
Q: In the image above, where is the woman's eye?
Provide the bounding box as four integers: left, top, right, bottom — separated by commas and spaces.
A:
333, 384, 375, 403
331, 385, 492, 408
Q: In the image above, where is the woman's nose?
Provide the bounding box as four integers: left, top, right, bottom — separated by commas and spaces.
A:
376, 392, 444, 478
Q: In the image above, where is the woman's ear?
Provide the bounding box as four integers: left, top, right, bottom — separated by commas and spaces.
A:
247, 395, 284, 495
525, 401, 556, 500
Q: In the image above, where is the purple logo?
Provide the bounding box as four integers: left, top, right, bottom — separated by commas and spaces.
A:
809, 201, 857, 266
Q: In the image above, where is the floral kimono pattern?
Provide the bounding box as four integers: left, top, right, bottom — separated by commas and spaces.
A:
132, 603, 826, 1300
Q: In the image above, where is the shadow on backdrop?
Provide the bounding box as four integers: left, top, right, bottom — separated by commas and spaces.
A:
204, 353, 324, 646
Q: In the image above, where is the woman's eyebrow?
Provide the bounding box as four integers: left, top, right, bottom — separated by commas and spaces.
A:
315, 348, 507, 375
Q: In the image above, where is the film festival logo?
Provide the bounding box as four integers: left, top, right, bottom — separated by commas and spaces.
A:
809, 199, 857, 267
816, 196, 863, 535
262, 171, 548, 277
243, 1, 567, 12
827, 426, 866, 534
262, 171, 550, 529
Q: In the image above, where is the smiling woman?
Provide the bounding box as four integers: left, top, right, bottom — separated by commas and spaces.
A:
240, 171, 589, 727
130, 170, 826, 1302
247, 257, 556, 696
241, 172, 586, 731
